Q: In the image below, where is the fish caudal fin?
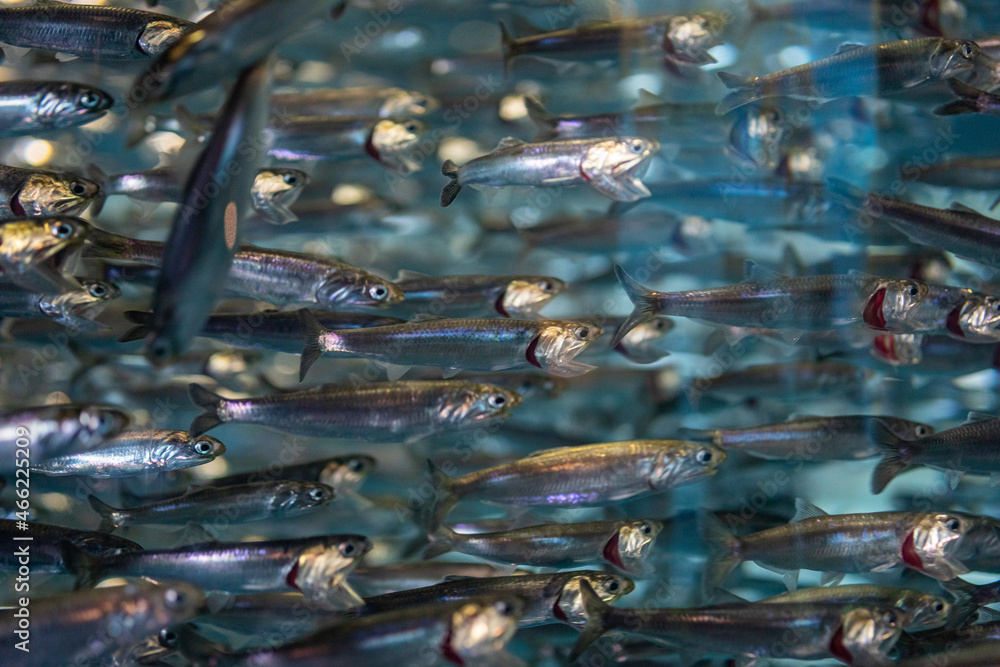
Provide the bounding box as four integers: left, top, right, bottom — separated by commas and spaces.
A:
568, 580, 612, 662
715, 71, 758, 115
611, 264, 660, 348
58, 540, 103, 590
823, 177, 869, 210
870, 420, 912, 494
440, 160, 461, 207
298, 309, 328, 381
699, 511, 742, 598
188, 383, 225, 437
934, 79, 984, 116
87, 495, 124, 533
423, 524, 457, 560
425, 459, 459, 532
118, 310, 153, 343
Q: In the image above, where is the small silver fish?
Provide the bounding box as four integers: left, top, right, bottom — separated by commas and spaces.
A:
33, 429, 224, 478
0, 81, 112, 136
0, 403, 131, 467
441, 136, 659, 206
0, 165, 101, 219
0, 279, 119, 332
271, 86, 438, 117
0, 217, 91, 292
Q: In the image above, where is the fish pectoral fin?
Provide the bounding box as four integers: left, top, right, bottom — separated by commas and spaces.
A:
869, 561, 897, 573
945, 469, 966, 489
587, 174, 651, 202
819, 571, 845, 587
965, 411, 998, 423
55, 52, 79, 62
742, 259, 787, 282
546, 359, 597, 377
1, 44, 30, 63
635, 88, 667, 107
494, 136, 526, 150
378, 362, 411, 381
949, 201, 980, 214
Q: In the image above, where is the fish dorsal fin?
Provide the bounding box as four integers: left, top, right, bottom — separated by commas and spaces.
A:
950, 202, 980, 215
847, 268, 876, 278
410, 313, 447, 323
834, 43, 865, 55
636, 88, 667, 107
524, 446, 564, 458
792, 498, 828, 522
743, 260, 786, 282
779, 244, 806, 277
394, 269, 428, 281
495, 137, 526, 150
966, 411, 998, 423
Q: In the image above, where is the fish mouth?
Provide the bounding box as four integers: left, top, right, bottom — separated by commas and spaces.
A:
864, 288, 886, 330
602, 531, 625, 570
946, 305, 965, 338
9, 190, 23, 217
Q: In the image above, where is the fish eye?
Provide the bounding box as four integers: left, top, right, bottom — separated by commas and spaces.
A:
946, 517, 961, 531
629, 139, 645, 153
404, 121, 419, 133
654, 319, 667, 330
573, 326, 590, 340
908, 284, 920, 297
695, 449, 713, 464
79, 91, 102, 109
641, 523, 652, 534
193, 440, 213, 455
282, 172, 299, 186
487, 393, 507, 409
537, 279, 553, 292
933, 601, 945, 612
70, 181, 89, 196
308, 487, 326, 502
348, 458, 365, 472
495, 600, 513, 615
50, 221, 75, 238
915, 425, 928, 437
163, 588, 186, 608
884, 612, 897, 627
88, 282, 108, 298
607, 580, 620, 592
993, 300, 1000, 313
962, 43, 975, 59
158, 628, 177, 647
369, 284, 389, 301
341, 541, 357, 556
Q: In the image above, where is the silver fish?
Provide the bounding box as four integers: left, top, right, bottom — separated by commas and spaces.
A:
0, 403, 131, 467
267, 116, 427, 171
145, 58, 272, 362
0, 216, 91, 292
717, 38, 980, 114
32, 429, 224, 478
391, 272, 566, 318
298, 311, 603, 380
63, 534, 371, 608
0, 519, 141, 574
0, 165, 100, 218
0, 582, 204, 667
87, 480, 334, 531
441, 136, 659, 206
0, 279, 119, 332
271, 86, 438, 117
428, 440, 725, 528
188, 380, 521, 441
0, 80, 112, 136
0, 2, 190, 61
761, 584, 951, 631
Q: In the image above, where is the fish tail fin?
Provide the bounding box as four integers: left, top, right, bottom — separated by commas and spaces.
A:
715, 71, 757, 115
58, 540, 103, 590
699, 511, 742, 597
934, 79, 983, 116
524, 96, 557, 138
423, 524, 457, 560
611, 264, 660, 348
440, 160, 461, 207
426, 459, 458, 532
84, 163, 108, 215
870, 420, 912, 494
298, 309, 328, 381
498, 21, 516, 78
118, 310, 153, 343
188, 383, 225, 437
568, 580, 612, 662
87, 495, 123, 533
